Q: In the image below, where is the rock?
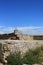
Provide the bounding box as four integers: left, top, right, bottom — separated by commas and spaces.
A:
0, 63, 3, 65
23, 64, 28, 65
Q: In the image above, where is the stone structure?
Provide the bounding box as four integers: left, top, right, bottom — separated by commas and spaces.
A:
0, 40, 43, 64
0, 29, 43, 40
0, 29, 43, 65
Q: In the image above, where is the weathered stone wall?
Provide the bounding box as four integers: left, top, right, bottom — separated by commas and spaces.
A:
0, 40, 43, 57
0, 43, 6, 63
21, 34, 33, 40
0, 30, 43, 65
0, 40, 43, 63
0, 29, 43, 40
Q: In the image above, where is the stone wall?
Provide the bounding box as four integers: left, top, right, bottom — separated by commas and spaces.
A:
0, 40, 43, 63
0, 29, 43, 40
0, 43, 6, 63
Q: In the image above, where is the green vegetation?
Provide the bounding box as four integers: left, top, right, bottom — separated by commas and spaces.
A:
6, 52, 22, 65
22, 47, 41, 64
22, 46, 43, 64
6, 46, 43, 65
41, 45, 43, 51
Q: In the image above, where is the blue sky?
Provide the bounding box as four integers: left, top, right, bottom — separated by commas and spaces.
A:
0, 0, 43, 34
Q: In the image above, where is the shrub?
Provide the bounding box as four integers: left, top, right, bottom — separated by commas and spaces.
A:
41, 45, 43, 51
6, 47, 43, 65
22, 47, 41, 65
6, 52, 22, 65
22, 49, 33, 64
32, 47, 41, 56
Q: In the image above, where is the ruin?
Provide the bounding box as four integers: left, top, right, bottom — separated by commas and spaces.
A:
0, 29, 43, 65
0, 29, 43, 40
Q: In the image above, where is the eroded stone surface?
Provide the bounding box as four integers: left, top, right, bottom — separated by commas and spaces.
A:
0, 40, 43, 64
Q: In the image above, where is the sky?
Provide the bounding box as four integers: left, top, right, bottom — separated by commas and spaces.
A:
0, 0, 43, 34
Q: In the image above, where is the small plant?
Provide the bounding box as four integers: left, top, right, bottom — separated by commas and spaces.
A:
6, 47, 43, 65
41, 45, 43, 51
6, 52, 22, 65
22, 47, 41, 65
32, 47, 41, 56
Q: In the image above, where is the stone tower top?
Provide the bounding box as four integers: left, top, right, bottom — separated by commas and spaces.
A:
14, 28, 20, 35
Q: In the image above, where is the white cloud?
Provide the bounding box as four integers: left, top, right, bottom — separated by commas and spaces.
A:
0, 26, 15, 34
17, 26, 43, 35
0, 26, 43, 35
